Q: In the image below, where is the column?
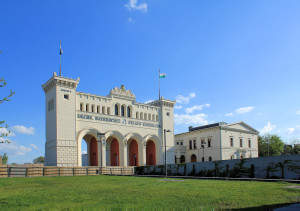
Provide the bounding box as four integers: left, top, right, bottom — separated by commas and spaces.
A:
142, 141, 146, 166
101, 138, 106, 167
123, 139, 128, 167
97, 137, 101, 167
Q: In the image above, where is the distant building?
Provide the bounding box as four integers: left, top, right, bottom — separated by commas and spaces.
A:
82, 154, 88, 166
174, 122, 259, 163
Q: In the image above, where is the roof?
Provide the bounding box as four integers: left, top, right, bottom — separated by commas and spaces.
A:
189, 122, 227, 132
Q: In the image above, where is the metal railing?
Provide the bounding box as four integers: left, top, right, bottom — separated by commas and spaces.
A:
0, 166, 135, 178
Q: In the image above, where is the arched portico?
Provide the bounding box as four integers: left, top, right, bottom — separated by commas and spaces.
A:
105, 130, 125, 166
77, 128, 102, 167
143, 135, 161, 166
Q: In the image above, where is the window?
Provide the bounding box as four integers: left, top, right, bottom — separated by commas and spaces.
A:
121, 105, 125, 117
231, 155, 234, 160
240, 154, 244, 159
177, 142, 179, 145
80, 103, 83, 111
248, 139, 251, 148
144, 113, 147, 120
209, 156, 212, 161
97, 106, 100, 113
189, 140, 192, 150
201, 139, 205, 148
240, 138, 243, 147
230, 137, 234, 147
140, 113, 143, 120
127, 107, 131, 118
115, 104, 119, 116
156, 115, 158, 121
91, 105, 94, 113
102, 106, 106, 114
180, 142, 183, 145
208, 138, 212, 148
166, 112, 170, 116
202, 157, 204, 162
148, 114, 151, 120
136, 112, 139, 119
152, 114, 155, 121
64, 94, 69, 100
193, 140, 197, 149
86, 104, 89, 112
107, 107, 110, 115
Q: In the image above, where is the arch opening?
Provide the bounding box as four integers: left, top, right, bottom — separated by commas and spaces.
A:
146, 140, 156, 165
128, 139, 138, 166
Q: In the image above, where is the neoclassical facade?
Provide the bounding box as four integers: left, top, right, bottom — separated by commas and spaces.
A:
174, 122, 259, 163
42, 73, 175, 167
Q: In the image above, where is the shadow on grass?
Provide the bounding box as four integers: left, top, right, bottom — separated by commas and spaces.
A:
230, 202, 300, 211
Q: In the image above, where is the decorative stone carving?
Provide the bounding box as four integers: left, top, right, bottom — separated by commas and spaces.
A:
108, 85, 136, 100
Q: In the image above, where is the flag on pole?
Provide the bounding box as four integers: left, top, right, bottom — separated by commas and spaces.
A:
60, 46, 63, 55
159, 73, 166, 78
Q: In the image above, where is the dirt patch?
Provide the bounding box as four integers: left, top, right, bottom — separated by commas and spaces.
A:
285, 186, 300, 190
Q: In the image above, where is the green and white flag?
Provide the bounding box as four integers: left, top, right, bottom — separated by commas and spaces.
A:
159, 73, 166, 78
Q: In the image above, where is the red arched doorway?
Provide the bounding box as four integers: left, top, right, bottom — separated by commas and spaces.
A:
129, 139, 138, 166
110, 138, 119, 166
146, 140, 156, 165
90, 137, 98, 166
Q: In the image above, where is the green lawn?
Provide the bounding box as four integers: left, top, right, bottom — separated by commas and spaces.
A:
0, 176, 299, 210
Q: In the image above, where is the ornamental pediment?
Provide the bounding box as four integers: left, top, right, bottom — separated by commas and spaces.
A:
108, 85, 136, 100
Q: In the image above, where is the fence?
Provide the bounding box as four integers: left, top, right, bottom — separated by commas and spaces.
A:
0, 166, 134, 178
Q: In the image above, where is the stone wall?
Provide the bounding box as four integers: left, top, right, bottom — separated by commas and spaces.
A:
135, 154, 300, 180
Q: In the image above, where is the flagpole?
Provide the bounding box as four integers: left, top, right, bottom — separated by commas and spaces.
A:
159, 69, 160, 100
60, 40, 62, 76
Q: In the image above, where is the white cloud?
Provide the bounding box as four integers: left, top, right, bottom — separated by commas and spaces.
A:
144, 99, 154, 104
82, 150, 87, 154
0, 127, 15, 137
30, 144, 38, 150
0, 141, 32, 156
11, 125, 35, 135
287, 126, 300, 135
176, 92, 196, 104
260, 121, 276, 134
235, 106, 255, 114
174, 105, 183, 109
185, 104, 210, 114
127, 17, 135, 23
174, 113, 208, 125
225, 113, 233, 117
296, 110, 300, 115
125, 0, 147, 12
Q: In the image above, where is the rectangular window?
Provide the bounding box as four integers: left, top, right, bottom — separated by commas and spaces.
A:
177, 142, 179, 145
64, 94, 69, 100
107, 107, 110, 115
230, 137, 233, 147
240, 138, 243, 147
91, 105, 94, 113
80, 103, 83, 111
208, 138, 212, 148
97, 106, 100, 113
86, 104, 89, 112
189, 140, 192, 150
248, 139, 251, 148
193, 140, 197, 149
102, 106, 105, 114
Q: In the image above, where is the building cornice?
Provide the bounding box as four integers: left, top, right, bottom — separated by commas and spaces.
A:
42, 72, 80, 93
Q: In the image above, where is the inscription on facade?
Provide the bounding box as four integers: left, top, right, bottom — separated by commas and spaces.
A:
77, 114, 160, 128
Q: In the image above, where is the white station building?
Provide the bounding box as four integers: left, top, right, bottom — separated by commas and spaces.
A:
42, 73, 176, 167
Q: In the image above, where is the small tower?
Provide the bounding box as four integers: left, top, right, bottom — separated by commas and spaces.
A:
149, 97, 176, 164
42, 72, 80, 166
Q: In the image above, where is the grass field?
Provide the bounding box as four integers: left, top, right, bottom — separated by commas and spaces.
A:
0, 175, 299, 210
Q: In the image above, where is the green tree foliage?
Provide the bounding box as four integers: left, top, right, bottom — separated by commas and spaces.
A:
0, 78, 15, 143
2, 153, 8, 165
33, 156, 45, 164
258, 134, 284, 157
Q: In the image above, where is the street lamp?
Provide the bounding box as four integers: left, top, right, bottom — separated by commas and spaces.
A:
201, 141, 206, 162
164, 129, 171, 178
97, 133, 106, 167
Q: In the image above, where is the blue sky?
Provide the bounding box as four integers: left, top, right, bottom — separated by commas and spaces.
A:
1, 0, 300, 164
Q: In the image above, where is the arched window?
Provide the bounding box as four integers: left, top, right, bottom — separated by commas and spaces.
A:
191, 154, 197, 162
140, 112, 143, 120
115, 104, 119, 116
127, 107, 131, 118
102, 106, 106, 114
148, 114, 151, 121
144, 113, 147, 120
209, 156, 212, 161
180, 155, 185, 163
136, 112, 139, 119
121, 105, 125, 117
152, 114, 155, 121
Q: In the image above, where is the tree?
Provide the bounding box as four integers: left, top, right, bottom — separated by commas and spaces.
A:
258, 134, 284, 157
0, 78, 15, 143
2, 153, 8, 165
33, 156, 45, 164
